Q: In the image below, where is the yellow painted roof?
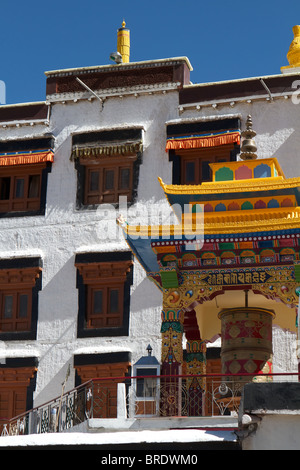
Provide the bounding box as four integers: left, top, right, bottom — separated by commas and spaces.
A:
121, 206, 300, 236
159, 176, 300, 196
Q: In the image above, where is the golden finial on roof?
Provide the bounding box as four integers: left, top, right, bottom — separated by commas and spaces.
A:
117, 19, 130, 63
287, 25, 300, 67
281, 25, 300, 73
240, 115, 258, 161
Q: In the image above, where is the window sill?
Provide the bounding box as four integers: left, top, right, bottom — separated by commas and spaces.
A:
77, 325, 129, 338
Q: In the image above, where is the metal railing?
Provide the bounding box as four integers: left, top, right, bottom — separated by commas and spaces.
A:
1, 372, 298, 436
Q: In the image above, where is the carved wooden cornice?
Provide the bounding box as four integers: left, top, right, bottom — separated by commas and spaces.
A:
0, 366, 37, 384
0, 266, 42, 289
75, 260, 133, 284
71, 141, 142, 161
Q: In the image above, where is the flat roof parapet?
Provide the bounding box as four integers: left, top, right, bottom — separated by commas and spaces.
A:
45, 57, 192, 97
241, 382, 300, 416
180, 72, 300, 107
0, 102, 49, 126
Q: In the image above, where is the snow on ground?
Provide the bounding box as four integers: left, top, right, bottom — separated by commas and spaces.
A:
0, 429, 237, 447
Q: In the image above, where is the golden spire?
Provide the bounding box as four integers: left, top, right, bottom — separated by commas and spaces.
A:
240, 115, 258, 161
287, 25, 300, 67
117, 20, 130, 63
281, 25, 300, 73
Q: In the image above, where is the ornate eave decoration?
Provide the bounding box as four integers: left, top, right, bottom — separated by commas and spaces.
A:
71, 141, 143, 161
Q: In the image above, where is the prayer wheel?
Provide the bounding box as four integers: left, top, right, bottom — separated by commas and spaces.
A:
218, 307, 275, 382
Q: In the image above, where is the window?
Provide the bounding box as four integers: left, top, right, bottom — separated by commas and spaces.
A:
0, 165, 43, 213
74, 353, 131, 419
136, 369, 158, 398
0, 138, 54, 216
0, 358, 37, 434
0, 259, 42, 340
166, 118, 241, 185
179, 144, 234, 185
75, 252, 133, 337
72, 128, 143, 208
84, 158, 135, 205
87, 284, 123, 328
0, 290, 31, 332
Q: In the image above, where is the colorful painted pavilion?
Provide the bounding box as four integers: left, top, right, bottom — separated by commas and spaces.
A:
118, 117, 300, 388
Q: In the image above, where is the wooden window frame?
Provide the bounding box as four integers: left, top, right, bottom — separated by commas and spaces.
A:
81, 156, 136, 206
0, 289, 32, 333
0, 163, 51, 216
169, 143, 240, 185
179, 144, 234, 185
86, 282, 124, 329
0, 358, 37, 432
0, 263, 42, 340
76, 254, 133, 338
74, 353, 131, 418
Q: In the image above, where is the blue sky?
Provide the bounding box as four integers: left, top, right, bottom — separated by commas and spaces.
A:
1, 0, 300, 104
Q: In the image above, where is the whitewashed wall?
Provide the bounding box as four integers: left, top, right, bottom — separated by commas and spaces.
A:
242, 414, 300, 450
0, 90, 177, 405
181, 96, 300, 177
0, 84, 299, 406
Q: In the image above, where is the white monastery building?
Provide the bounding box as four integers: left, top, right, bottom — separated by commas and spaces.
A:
0, 22, 300, 450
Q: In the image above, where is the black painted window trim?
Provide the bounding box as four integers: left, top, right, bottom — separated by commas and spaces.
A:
76, 252, 133, 338
0, 162, 52, 219
0, 257, 42, 341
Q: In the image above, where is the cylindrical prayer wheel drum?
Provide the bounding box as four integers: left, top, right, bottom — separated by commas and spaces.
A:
218, 307, 275, 382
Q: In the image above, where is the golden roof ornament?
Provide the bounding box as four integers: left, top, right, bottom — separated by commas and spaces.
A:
287, 25, 300, 67
281, 25, 300, 73
117, 20, 130, 63
240, 115, 258, 160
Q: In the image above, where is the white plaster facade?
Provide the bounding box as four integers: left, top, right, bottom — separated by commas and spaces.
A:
0, 59, 299, 409
0, 76, 180, 405
242, 413, 300, 450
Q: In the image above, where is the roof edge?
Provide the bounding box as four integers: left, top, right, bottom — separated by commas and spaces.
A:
183, 71, 300, 90
44, 57, 193, 77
